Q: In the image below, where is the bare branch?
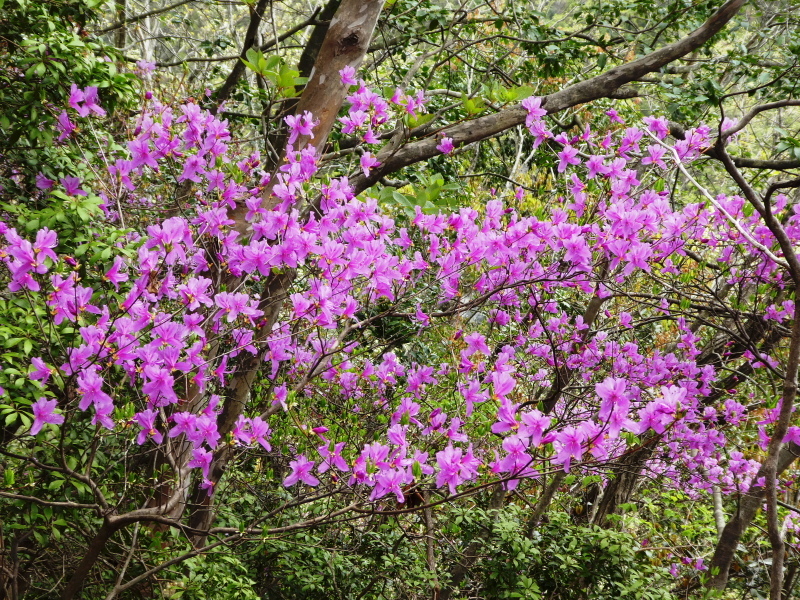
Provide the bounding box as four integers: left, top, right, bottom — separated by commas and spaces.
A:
0, 491, 100, 511
95, 0, 196, 34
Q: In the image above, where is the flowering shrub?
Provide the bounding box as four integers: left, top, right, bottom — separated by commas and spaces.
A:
2, 73, 800, 598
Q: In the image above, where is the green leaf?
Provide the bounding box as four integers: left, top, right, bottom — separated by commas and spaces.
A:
406, 113, 435, 129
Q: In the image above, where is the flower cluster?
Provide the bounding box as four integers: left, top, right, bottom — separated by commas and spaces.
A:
3, 81, 790, 512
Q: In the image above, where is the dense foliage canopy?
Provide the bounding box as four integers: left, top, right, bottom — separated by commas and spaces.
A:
1, 0, 800, 599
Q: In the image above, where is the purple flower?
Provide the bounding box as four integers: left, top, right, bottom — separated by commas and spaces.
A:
557, 145, 581, 172
128, 138, 158, 170
339, 65, 357, 86
272, 384, 289, 411
30, 398, 64, 435
169, 412, 197, 440
56, 112, 76, 141
60, 177, 87, 197
284, 111, 318, 145
491, 371, 516, 400
360, 152, 380, 177
435, 444, 480, 494
553, 426, 584, 472
136, 60, 156, 73
371, 468, 405, 502
459, 379, 487, 417
76, 366, 113, 411
519, 410, 550, 446
492, 399, 520, 433
215, 292, 263, 323
134, 409, 163, 445
643, 115, 669, 139
178, 154, 206, 183
391, 396, 421, 426
585, 155, 609, 179
190, 415, 220, 448
641, 144, 668, 169
103, 256, 128, 290
82, 86, 107, 117
188, 447, 213, 478
68, 84, 85, 113
29, 357, 54, 385
436, 136, 454, 154
318, 442, 348, 473
283, 455, 320, 487
522, 96, 546, 122
36, 173, 55, 190
463, 332, 490, 356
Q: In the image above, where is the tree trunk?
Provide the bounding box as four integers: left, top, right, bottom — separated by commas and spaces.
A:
708, 441, 800, 590
188, 0, 387, 541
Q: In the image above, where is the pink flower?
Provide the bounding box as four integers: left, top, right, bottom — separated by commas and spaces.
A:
437, 136, 454, 154
553, 426, 584, 472
30, 398, 64, 435
284, 455, 320, 487
68, 84, 85, 113
463, 332, 490, 356
103, 257, 128, 290
520, 410, 550, 446
339, 65, 357, 86
284, 111, 318, 145
29, 357, 54, 385
371, 468, 405, 502
56, 110, 75, 142
522, 96, 546, 121
585, 155, 610, 179
82, 86, 107, 117
491, 371, 516, 399
136, 60, 156, 73
459, 379, 487, 417
188, 448, 213, 478
169, 412, 197, 440
36, 173, 55, 190
318, 442, 349, 473
643, 116, 669, 139
492, 399, 520, 433
360, 152, 380, 177
641, 144, 668, 169
60, 177, 87, 197
557, 146, 580, 172
134, 409, 163, 445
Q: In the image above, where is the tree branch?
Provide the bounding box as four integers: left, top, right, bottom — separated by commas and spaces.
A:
0, 492, 100, 511
212, 0, 271, 109
347, 0, 746, 194
95, 0, 195, 34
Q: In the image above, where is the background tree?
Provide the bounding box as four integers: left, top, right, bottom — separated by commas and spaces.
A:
2, 0, 800, 599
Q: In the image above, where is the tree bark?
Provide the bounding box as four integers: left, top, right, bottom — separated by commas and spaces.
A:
263, 0, 343, 170
592, 440, 656, 526
61, 519, 120, 600
230, 0, 386, 235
